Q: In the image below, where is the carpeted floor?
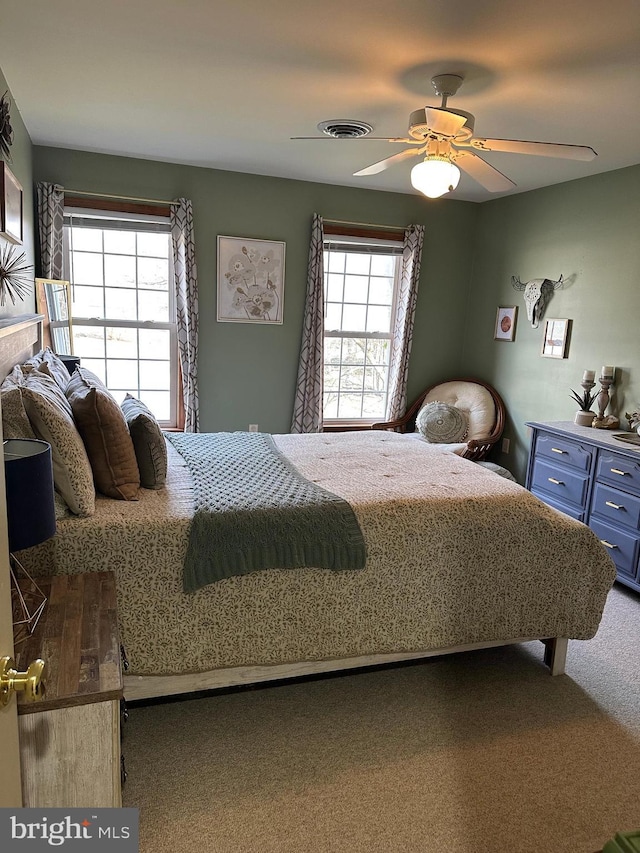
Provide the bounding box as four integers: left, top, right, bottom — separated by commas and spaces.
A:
123, 585, 640, 853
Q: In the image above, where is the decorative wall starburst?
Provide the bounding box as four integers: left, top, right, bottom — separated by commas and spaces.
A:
0, 91, 14, 162
0, 243, 33, 305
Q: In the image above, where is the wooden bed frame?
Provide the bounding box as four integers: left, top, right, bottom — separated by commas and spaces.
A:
1, 315, 569, 703
124, 637, 568, 702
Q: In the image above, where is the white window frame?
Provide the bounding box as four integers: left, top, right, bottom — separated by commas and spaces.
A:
322, 235, 403, 428
62, 208, 178, 428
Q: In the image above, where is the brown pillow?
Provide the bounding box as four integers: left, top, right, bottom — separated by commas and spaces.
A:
121, 394, 168, 489
66, 368, 140, 500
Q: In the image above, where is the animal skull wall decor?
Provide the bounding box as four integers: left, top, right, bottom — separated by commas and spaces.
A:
511, 274, 564, 328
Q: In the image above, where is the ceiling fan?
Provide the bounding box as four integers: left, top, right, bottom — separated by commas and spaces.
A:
292, 74, 597, 198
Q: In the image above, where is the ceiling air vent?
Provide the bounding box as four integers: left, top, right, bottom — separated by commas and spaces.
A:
317, 119, 373, 139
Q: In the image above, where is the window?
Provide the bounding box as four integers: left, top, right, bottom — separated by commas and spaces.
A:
323, 235, 402, 424
63, 209, 178, 427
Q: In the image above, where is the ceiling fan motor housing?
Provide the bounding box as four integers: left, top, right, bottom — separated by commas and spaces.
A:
409, 108, 475, 141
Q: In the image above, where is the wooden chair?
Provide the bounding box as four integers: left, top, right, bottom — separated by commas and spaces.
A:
371, 378, 506, 461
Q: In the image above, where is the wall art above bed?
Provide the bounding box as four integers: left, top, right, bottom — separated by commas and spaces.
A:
217, 235, 285, 324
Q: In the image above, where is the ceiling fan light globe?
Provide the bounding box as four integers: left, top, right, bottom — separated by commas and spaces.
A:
410, 157, 461, 199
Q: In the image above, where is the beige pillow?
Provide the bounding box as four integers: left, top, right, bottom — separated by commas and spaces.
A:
0, 387, 37, 439
66, 368, 140, 500
21, 372, 95, 516
121, 394, 168, 489
1, 368, 35, 440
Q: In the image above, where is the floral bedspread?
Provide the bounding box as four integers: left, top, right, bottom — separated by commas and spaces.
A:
25, 431, 616, 677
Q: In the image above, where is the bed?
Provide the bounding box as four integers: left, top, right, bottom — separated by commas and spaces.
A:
2, 318, 617, 701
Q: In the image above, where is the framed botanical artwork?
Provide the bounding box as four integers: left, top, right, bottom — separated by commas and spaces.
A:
541, 318, 571, 358
217, 235, 285, 324
0, 161, 23, 244
494, 306, 517, 342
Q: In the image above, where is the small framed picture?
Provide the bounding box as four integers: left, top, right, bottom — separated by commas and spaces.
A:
541, 318, 571, 358
217, 235, 285, 324
0, 161, 23, 244
494, 306, 517, 342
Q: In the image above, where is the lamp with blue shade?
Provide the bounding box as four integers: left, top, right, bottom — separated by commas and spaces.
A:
3, 438, 56, 645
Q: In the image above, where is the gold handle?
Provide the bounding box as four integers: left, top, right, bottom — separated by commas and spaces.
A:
0, 656, 46, 707
600, 540, 618, 550
605, 500, 624, 510
548, 477, 564, 485
551, 448, 566, 454
610, 468, 627, 476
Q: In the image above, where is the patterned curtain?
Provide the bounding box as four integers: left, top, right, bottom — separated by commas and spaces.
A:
385, 224, 425, 421
36, 182, 65, 278
170, 198, 200, 433
291, 213, 325, 433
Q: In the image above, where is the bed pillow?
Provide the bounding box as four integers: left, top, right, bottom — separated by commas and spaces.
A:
23, 347, 71, 391
0, 387, 37, 439
21, 371, 95, 516
120, 394, 167, 490
1, 367, 36, 440
66, 368, 140, 500
416, 401, 468, 444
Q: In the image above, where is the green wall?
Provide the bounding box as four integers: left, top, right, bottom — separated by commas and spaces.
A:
21, 119, 640, 474
32, 146, 478, 433
464, 165, 640, 481
0, 68, 34, 318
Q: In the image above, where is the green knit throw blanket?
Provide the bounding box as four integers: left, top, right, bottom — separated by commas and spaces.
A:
167, 432, 367, 592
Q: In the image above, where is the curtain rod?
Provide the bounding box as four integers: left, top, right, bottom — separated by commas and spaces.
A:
64, 189, 177, 206
323, 217, 406, 231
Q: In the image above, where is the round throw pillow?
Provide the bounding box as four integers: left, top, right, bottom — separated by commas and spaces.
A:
416, 401, 468, 443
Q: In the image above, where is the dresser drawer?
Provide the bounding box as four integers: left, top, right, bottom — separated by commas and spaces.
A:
535, 433, 593, 472
531, 489, 585, 522
591, 482, 640, 531
589, 518, 639, 579
596, 451, 640, 497
530, 459, 590, 509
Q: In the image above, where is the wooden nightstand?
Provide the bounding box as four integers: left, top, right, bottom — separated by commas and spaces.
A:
15, 571, 124, 807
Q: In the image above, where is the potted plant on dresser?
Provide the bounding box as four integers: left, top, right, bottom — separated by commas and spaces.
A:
570, 385, 598, 426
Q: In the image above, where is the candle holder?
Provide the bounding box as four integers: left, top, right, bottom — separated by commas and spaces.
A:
592, 373, 620, 429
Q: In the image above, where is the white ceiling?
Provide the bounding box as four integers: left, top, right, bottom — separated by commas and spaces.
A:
2, 0, 639, 202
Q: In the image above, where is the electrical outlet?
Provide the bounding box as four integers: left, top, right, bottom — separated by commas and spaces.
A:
502, 438, 510, 453
248, 424, 259, 432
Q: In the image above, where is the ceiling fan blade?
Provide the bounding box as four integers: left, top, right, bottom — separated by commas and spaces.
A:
470, 137, 597, 161
290, 136, 419, 143
455, 151, 516, 192
424, 107, 468, 138
354, 146, 425, 177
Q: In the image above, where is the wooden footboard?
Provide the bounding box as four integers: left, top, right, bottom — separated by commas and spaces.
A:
124, 636, 569, 702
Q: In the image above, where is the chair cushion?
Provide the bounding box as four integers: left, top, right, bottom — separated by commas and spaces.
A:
416, 401, 468, 443
420, 381, 495, 441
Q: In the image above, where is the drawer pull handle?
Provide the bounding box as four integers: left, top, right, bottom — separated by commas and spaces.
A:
600, 540, 618, 550
605, 500, 624, 510
610, 468, 627, 476
548, 477, 564, 485
551, 448, 566, 454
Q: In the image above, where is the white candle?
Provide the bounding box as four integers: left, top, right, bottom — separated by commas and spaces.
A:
583, 370, 595, 382
601, 365, 614, 378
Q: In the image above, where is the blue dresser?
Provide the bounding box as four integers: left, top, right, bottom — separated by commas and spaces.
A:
526, 421, 640, 594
